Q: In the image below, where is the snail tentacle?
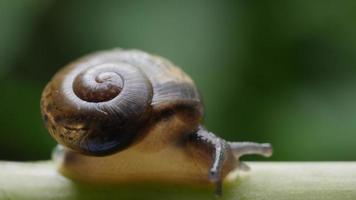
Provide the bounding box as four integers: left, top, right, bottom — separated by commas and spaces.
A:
228, 142, 273, 158
193, 127, 229, 196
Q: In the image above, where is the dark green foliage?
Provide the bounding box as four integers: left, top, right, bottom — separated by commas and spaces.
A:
1, 0, 356, 161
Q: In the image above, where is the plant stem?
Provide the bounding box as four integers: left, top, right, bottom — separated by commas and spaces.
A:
0, 161, 355, 200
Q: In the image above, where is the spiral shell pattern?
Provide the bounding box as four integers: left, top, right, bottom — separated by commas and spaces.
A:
41, 57, 152, 155
41, 49, 202, 155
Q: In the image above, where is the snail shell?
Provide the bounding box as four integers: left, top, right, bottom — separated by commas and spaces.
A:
41, 49, 203, 155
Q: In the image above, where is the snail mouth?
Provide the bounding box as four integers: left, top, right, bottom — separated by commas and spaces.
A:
72, 64, 124, 102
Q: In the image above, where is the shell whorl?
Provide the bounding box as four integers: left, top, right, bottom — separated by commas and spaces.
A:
41, 54, 153, 155
72, 64, 123, 102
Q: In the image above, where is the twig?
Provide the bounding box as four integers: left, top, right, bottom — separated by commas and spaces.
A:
0, 161, 355, 200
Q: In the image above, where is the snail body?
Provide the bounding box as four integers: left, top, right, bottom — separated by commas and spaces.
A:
41, 49, 272, 195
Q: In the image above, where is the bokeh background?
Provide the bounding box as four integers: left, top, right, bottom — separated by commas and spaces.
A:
1, 0, 356, 161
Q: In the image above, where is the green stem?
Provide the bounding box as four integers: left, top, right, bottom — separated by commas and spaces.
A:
0, 161, 355, 200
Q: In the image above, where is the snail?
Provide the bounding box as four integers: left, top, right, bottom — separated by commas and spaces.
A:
40, 49, 272, 196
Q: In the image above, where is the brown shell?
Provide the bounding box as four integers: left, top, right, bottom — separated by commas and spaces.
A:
41, 49, 203, 155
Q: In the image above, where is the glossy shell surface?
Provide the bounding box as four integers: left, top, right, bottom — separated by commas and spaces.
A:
41, 49, 203, 155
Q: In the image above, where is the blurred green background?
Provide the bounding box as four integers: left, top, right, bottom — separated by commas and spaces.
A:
1, 0, 355, 161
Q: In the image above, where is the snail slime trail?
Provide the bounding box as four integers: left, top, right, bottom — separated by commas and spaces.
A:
41, 48, 273, 196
